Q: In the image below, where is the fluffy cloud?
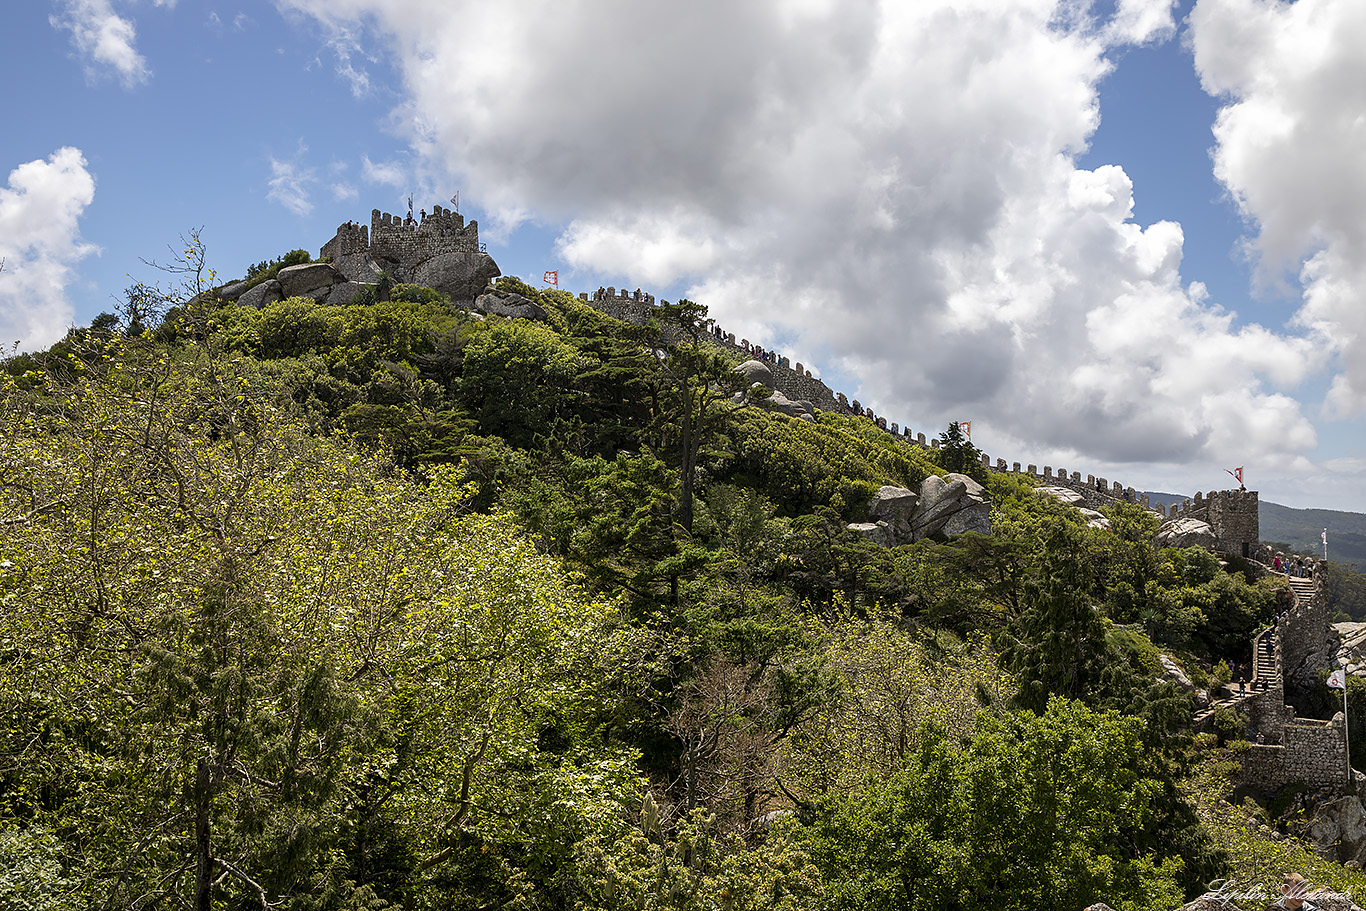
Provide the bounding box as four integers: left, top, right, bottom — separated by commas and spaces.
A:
266, 146, 316, 216
281, 0, 1324, 486
1190, 0, 1366, 416
50, 0, 150, 87
0, 148, 98, 350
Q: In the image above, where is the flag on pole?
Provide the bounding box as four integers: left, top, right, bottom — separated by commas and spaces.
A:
1329, 669, 1347, 690
960, 421, 971, 438
1324, 529, 1329, 546
543, 271, 558, 287
1225, 466, 1243, 484
450, 191, 459, 211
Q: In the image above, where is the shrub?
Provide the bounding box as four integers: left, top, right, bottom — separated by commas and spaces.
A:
495, 275, 542, 300
390, 283, 447, 305
1212, 659, 1232, 685
1209, 705, 1246, 746
242, 248, 313, 288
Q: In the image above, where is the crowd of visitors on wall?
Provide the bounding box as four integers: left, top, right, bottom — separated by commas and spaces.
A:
1272, 554, 1318, 578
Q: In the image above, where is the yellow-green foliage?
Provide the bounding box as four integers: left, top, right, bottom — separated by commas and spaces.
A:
1183, 761, 1366, 906
0, 348, 640, 908
216, 295, 466, 381
731, 410, 937, 514
986, 471, 1090, 538
789, 619, 1016, 793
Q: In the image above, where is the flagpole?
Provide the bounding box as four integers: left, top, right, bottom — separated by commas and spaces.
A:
1345, 678, 1352, 788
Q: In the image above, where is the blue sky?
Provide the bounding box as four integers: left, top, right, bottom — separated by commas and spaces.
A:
3, 0, 1365, 513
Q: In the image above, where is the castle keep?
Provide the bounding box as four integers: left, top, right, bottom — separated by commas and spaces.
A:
320, 205, 500, 302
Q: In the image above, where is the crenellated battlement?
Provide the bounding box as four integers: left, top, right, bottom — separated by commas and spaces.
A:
319, 202, 499, 301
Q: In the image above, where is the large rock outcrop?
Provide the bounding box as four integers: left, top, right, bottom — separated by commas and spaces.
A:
1035, 486, 1111, 529
277, 262, 347, 299
914, 474, 990, 539
734, 360, 815, 420
733, 359, 774, 387
238, 279, 283, 309
1036, 486, 1084, 506
473, 291, 549, 321
1155, 517, 1217, 549
869, 486, 919, 539
847, 474, 990, 546
1306, 795, 1366, 866
414, 252, 502, 303
845, 522, 899, 548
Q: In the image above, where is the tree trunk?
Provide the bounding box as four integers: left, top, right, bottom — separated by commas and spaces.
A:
194, 757, 213, 911
679, 380, 695, 536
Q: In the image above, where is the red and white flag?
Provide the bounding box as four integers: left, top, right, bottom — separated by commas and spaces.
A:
1225, 466, 1243, 484
960, 421, 971, 438
1329, 669, 1347, 690
543, 270, 558, 286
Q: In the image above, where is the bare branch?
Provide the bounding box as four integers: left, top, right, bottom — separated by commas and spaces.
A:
1, 497, 69, 526
214, 857, 280, 909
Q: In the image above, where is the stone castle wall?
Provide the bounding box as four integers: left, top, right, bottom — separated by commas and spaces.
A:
321, 205, 487, 286
1240, 716, 1349, 790
577, 287, 842, 412
1233, 574, 1349, 791
1278, 575, 1332, 685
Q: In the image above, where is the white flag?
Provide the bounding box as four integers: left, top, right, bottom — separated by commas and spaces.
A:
1329, 669, 1347, 690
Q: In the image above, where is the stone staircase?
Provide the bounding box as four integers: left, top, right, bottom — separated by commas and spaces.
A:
1191, 569, 1316, 728
1287, 575, 1317, 609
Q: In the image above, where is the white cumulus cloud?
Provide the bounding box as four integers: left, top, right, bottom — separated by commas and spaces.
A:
50, 0, 150, 87
266, 146, 317, 216
0, 148, 98, 350
1190, 0, 1366, 417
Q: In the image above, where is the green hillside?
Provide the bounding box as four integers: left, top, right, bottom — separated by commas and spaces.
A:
3, 253, 1364, 910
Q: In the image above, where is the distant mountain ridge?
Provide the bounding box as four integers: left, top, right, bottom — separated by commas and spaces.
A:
1145, 491, 1366, 568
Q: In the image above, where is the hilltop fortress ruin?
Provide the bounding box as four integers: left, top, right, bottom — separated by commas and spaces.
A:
307, 207, 1366, 797
309, 206, 1259, 557
320, 205, 501, 302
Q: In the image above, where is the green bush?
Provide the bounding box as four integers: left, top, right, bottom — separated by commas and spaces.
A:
1209, 705, 1246, 746
242, 248, 312, 287
390, 283, 447, 305
495, 275, 542, 300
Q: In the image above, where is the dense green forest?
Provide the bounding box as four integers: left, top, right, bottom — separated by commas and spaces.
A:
2, 243, 1363, 910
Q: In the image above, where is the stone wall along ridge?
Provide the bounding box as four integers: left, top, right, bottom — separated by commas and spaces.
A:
567, 280, 1253, 554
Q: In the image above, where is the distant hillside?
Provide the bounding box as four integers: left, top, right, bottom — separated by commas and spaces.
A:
1146, 491, 1366, 568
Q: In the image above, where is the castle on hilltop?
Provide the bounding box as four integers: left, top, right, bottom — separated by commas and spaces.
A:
320, 204, 500, 302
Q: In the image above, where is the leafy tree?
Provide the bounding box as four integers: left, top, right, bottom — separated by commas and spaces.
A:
0, 339, 637, 909
934, 421, 986, 483
652, 299, 755, 537
800, 698, 1184, 911
1002, 522, 1111, 713
458, 319, 592, 449
243, 247, 312, 286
